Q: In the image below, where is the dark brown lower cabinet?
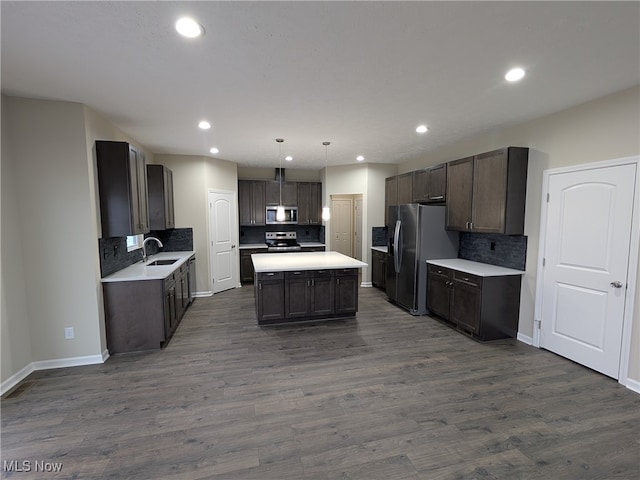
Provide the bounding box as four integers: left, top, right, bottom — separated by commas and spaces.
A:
103, 256, 195, 354
240, 248, 268, 284
334, 269, 358, 315
371, 249, 387, 289
255, 268, 358, 325
426, 263, 521, 341
254, 271, 286, 322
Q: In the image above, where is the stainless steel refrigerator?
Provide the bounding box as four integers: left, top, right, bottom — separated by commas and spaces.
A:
386, 204, 459, 315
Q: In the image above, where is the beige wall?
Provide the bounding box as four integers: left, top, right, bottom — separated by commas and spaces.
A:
155, 154, 238, 294
398, 86, 640, 383
1, 95, 33, 382
1, 97, 158, 387
325, 163, 398, 283
2, 97, 104, 377
238, 166, 321, 182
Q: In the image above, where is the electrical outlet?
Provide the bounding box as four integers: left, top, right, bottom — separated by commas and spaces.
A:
64, 327, 74, 340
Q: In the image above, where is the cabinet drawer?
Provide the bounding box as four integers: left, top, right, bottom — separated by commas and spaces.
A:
285, 270, 311, 279
334, 268, 357, 277
453, 271, 482, 288
313, 269, 334, 278
257, 271, 284, 281
428, 264, 452, 279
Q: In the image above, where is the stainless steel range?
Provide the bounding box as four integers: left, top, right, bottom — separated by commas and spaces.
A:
265, 231, 301, 252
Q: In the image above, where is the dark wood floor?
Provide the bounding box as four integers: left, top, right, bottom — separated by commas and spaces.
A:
2, 286, 639, 479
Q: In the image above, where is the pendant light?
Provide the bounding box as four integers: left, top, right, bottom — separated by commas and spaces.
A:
275, 138, 285, 221
322, 141, 331, 221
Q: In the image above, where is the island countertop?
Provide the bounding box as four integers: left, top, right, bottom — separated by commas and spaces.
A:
252, 251, 367, 272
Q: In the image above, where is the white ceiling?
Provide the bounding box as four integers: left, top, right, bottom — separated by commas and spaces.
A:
2, 1, 639, 170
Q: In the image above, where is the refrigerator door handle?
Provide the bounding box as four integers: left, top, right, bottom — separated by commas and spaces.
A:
394, 220, 402, 273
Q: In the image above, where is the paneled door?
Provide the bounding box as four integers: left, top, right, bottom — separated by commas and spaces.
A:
331, 197, 353, 257
538, 161, 637, 379
208, 190, 238, 294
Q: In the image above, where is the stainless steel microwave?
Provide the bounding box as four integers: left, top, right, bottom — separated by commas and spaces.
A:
265, 206, 298, 224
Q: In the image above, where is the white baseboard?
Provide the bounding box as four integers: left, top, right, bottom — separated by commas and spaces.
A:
360, 281, 373, 288
32, 353, 106, 371
1, 363, 35, 396
194, 290, 213, 297
624, 377, 640, 394
1, 353, 106, 396
517, 332, 534, 345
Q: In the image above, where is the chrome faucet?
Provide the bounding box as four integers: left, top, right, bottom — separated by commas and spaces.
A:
142, 236, 163, 263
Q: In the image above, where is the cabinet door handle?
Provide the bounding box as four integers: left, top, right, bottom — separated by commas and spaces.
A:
259, 282, 262, 290
430, 195, 444, 200
337, 278, 340, 285
266, 272, 275, 276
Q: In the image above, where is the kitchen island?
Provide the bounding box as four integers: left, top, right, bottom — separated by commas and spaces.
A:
251, 251, 367, 325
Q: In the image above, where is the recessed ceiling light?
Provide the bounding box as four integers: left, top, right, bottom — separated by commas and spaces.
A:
416, 125, 428, 134
176, 17, 204, 38
356, 155, 365, 162
198, 120, 211, 130
209, 147, 219, 154
285, 156, 293, 161
505, 67, 525, 82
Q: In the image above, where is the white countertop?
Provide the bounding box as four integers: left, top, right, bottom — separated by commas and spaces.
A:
252, 251, 367, 272
101, 251, 195, 282
239, 244, 268, 249
372, 246, 388, 253
427, 258, 524, 277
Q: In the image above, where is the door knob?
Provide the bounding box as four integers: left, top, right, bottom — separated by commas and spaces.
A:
610, 281, 623, 288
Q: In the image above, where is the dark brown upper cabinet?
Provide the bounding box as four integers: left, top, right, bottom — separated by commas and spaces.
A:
238, 180, 266, 226
147, 164, 175, 230
384, 173, 414, 225
412, 163, 447, 204
297, 182, 322, 225
446, 147, 528, 234
265, 181, 298, 206
96, 141, 149, 238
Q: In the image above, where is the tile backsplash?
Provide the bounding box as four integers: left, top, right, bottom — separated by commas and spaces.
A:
371, 227, 387, 247
99, 228, 194, 278
240, 225, 325, 244
458, 232, 527, 271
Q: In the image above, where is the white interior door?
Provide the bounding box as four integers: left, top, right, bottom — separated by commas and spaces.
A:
209, 190, 238, 294
539, 163, 636, 378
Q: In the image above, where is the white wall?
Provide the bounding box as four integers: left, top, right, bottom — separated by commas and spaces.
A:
398, 86, 640, 384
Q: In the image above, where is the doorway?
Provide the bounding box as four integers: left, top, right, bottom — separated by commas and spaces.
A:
534, 156, 639, 383
208, 190, 239, 294
330, 194, 363, 260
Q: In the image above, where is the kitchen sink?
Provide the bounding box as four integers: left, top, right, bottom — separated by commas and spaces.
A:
147, 259, 178, 266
